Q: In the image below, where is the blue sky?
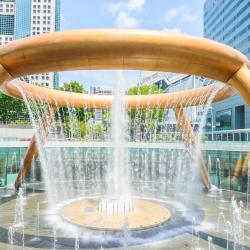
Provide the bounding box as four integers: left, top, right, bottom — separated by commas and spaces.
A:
59, 0, 205, 91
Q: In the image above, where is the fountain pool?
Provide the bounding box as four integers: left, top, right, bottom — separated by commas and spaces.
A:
0, 29, 250, 249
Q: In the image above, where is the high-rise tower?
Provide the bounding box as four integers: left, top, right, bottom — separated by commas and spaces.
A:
204, 0, 250, 130
0, 0, 61, 88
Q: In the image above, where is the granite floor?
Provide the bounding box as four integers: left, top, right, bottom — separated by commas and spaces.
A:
0, 185, 249, 249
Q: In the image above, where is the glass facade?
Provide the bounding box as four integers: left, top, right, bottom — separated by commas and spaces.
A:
204, 0, 250, 129
53, 0, 62, 89
0, 15, 14, 35
215, 109, 232, 131
0, 0, 61, 88
0, 0, 15, 45
14, 0, 32, 39
204, 0, 250, 57
164, 75, 207, 128
0, 145, 248, 195
0, 147, 32, 186
15, 0, 61, 39
204, 150, 249, 192
53, 72, 59, 89
55, 0, 60, 32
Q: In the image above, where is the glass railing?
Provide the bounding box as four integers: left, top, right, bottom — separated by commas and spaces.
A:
204, 128, 250, 142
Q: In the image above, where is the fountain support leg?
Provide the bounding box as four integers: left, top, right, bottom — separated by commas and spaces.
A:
174, 108, 211, 189
14, 106, 57, 191
242, 152, 250, 177
234, 153, 242, 177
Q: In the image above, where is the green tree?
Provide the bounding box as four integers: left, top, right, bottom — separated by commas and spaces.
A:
128, 84, 162, 95
101, 109, 111, 133
0, 93, 29, 124
93, 123, 104, 140
59, 81, 84, 93
127, 84, 165, 141
57, 81, 86, 122
79, 121, 88, 139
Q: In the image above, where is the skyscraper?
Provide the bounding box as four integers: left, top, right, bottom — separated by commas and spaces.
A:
0, 0, 15, 45
0, 0, 61, 88
204, 0, 250, 130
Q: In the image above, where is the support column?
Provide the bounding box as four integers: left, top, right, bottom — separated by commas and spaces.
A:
242, 152, 250, 177
174, 108, 211, 189
234, 153, 242, 177
0, 64, 12, 85
228, 64, 250, 107
15, 106, 57, 190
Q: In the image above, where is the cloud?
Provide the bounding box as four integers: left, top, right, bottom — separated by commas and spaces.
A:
163, 27, 182, 33
165, 7, 184, 22
105, 0, 145, 13
127, 0, 145, 11
116, 11, 140, 28
105, 2, 125, 12
165, 6, 197, 23
104, 0, 143, 29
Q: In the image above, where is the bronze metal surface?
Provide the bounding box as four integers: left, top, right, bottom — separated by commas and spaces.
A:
0, 29, 249, 189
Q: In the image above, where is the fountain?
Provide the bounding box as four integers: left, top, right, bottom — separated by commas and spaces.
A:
216, 158, 221, 190
8, 226, 14, 250
0, 29, 250, 249
74, 235, 79, 250
247, 161, 250, 211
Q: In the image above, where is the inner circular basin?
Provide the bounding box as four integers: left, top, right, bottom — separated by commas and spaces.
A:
59, 198, 171, 231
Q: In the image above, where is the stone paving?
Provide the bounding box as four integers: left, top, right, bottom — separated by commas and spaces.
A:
0, 186, 250, 249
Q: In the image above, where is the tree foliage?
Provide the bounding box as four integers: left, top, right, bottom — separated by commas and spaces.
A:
128, 84, 162, 95
0, 92, 29, 124
0, 80, 166, 141
127, 84, 165, 140
58, 81, 86, 122
58, 81, 106, 140
59, 81, 84, 93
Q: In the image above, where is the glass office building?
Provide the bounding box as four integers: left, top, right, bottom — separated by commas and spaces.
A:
139, 72, 214, 129
14, 0, 31, 39
0, 0, 15, 45
0, 0, 61, 88
204, 0, 250, 131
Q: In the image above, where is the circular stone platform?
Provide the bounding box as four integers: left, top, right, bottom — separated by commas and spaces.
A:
59, 199, 171, 231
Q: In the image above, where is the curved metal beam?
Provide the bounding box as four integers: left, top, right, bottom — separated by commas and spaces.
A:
0, 29, 248, 109
0, 29, 248, 84
4, 79, 236, 109
0, 29, 249, 190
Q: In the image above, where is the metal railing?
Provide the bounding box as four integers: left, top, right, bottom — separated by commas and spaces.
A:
204, 128, 250, 142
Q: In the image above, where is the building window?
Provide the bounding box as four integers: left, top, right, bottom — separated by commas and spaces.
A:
216, 109, 232, 131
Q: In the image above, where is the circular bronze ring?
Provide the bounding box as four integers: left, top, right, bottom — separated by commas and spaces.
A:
0, 29, 249, 108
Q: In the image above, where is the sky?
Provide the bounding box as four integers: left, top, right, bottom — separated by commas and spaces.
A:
59, 0, 205, 91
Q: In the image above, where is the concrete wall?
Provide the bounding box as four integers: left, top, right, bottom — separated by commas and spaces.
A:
0, 127, 34, 138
